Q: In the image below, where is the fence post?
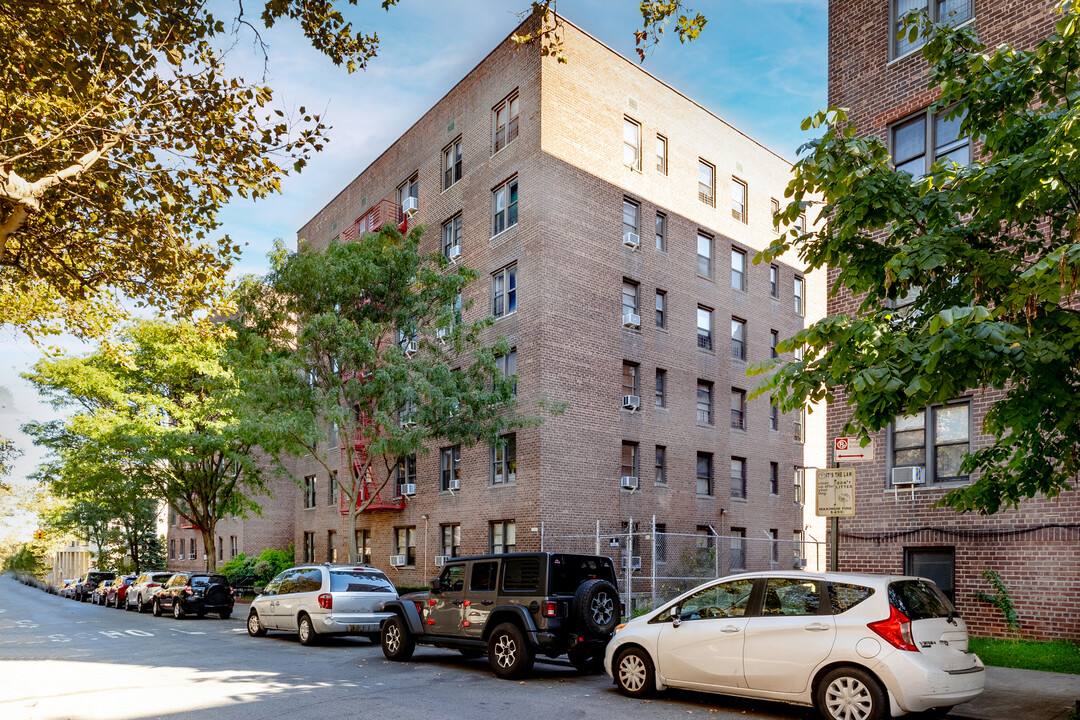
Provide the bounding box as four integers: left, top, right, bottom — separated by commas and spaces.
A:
625, 516, 633, 616
650, 515, 657, 610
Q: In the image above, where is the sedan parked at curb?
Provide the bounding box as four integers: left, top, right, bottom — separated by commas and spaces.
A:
125, 572, 174, 613
91, 579, 114, 605
153, 573, 234, 619
604, 571, 984, 720
247, 564, 397, 645
106, 575, 137, 608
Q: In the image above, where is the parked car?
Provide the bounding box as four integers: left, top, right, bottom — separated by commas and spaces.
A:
125, 572, 174, 612
153, 572, 234, 619
247, 564, 397, 645
75, 571, 115, 602
604, 571, 985, 720
380, 552, 620, 678
106, 575, 136, 608
91, 579, 114, 605
58, 579, 78, 598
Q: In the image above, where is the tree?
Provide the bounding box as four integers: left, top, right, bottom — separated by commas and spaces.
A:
233, 223, 543, 563
24, 319, 268, 570
755, 2, 1080, 514
0, 436, 20, 493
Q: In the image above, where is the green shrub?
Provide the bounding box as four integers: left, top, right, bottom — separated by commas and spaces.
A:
220, 553, 257, 587
973, 569, 1020, 638
221, 544, 294, 587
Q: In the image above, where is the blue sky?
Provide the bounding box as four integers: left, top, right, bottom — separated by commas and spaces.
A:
0, 0, 827, 537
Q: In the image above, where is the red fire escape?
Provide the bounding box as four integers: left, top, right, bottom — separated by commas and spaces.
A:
339, 420, 406, 513
338, 198, 409, 243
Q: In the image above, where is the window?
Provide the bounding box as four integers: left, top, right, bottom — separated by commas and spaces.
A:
491, 521, 516, 554
303, 475, 317, 509
442, 214, 462, 259
697, 306, 713, 350
303, 532, 315, 563
327, 470, 337, 506
327, 530, 338, 563
441, 446, 461, 492
395, 456, 416, 494
655, 522, 667, 562
622, 199, 640, 243
730, 527, 746, 570
656, 134, 667, 174
443, 138, 462, 189
794, 276, 804, 316
441, 524, 461, 558
770, 462, 780, 495
732, 247, 747, 291
623, 117, 641, 170
771, 197, 781, 222
769, 529, 780, 564
892, 107, 971, 177
904, 546, 956, 601
230, 536, 238, 558
697, 232, 713, 278
218, 536, 223, 561
731, 457, 747, 499
770, 329, 780, 359
491, 434, 517, 485
732, 177, 748, 222
698, 159, 715, 206
495, 349, 517, 394
493, 91, 519, 152
655, 290, 666, 329
892, 0, 972, 59
622, 280, 639, 317
731, 388, 746, 430
492, 264, 517, 317
731, 317, 747, 361
770, 265, 779, 298
621, 442, 639, 481
794, 406, 806, 443
492, 177, 518, 235
697, 380, 713, 425
891, 402, 971, 484
622, 362, 639, 398
770, 397, 780, 431
190, 538, 197, 560
397, 173, 418, 207
169, 539, 175, 559
696, 452, 713, 496
655, 368, 667, 407
396, 527, 416, 566
794, 467, 805, 505
655, 446, 666, 485
356, 529, 372, 565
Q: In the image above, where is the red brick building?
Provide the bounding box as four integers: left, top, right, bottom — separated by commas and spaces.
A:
286, 14, 826, 592
828, 0, 1080, 640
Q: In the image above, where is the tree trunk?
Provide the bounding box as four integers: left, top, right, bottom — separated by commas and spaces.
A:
201, 527, 217, 572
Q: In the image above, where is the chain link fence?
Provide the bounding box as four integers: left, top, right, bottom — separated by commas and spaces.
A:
539, 518, 825, 617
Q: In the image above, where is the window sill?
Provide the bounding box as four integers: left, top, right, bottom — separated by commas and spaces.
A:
441, 180, 461, 194
731, 497, 748, 503
698, 348, 716, 356
696, 423, 715, 430
490, 138, 517, 159
489, 482, 517, 489
696, 494, 715, 500
492, 310, 517, 322
489, 223, 518, 243
731, 426, 747, 433
697, 274, 715, 283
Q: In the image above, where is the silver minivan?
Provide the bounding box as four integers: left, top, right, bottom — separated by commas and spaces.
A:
247, 564, 397, 645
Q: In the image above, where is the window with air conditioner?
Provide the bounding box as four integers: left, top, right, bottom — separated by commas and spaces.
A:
442, 214, 462, 261
621, 442, 639, 490
395, 456, 416, 496
395, 526, 416, 567
622, 198, 640, 248
440, 446, 461, 492
889, 402, 970, 486
698, 159, 715, 206
622, 362, 639, 409
732, 176, 748, 223
622, 280, 640, 328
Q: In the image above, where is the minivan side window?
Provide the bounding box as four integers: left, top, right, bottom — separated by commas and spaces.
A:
501, 557, 541, 592
470, 561, 498, 592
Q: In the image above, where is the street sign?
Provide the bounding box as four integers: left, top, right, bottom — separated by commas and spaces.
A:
833, 436, 875, 463
816, 468, 856, 517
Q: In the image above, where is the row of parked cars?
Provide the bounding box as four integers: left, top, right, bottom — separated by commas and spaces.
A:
57, 570, 235, 618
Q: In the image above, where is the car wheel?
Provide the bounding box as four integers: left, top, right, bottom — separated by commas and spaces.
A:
458, 649, 484, 659
572, 578, 620, 635
247, 611, 267, 637
816, 666, 886, 720
196, 612, 205, 619
219, 611, 231, 620
297, 614, 318, 646
614, 646, 655, 697
487, 622, 534, 679
152, 600, 162, 617
137, 596, 146, 613
381, 615, 414, 661
172, 600, 184, 619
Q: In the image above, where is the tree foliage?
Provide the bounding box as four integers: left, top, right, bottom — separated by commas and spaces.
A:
233, 223, 544, 562
756, 2, 1080, 514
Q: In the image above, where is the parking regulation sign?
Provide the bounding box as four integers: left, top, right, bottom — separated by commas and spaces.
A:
833, 436, 874, 463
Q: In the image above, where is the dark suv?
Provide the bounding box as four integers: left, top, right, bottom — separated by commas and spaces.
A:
75, 571, 116, 603
380, 552, 619, 678
152, 572, 234, 619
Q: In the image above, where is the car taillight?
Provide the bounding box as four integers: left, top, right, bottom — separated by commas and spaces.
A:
148, 583, 159, 588
183, 585, 193, 595
868, 605, 918, 651
542, 601, 558, 618
318, 593, 333, 610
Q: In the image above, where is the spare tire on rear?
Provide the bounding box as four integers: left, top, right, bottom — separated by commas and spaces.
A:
571, 578, 619, 635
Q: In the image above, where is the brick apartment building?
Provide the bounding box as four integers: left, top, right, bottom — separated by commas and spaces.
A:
283, 13, 827, 594
828, 0, 1080, 640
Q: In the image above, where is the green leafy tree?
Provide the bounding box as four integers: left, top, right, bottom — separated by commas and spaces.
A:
25, 319, 268, 570
756, 2, 1080, 514
234, 223, 542, 563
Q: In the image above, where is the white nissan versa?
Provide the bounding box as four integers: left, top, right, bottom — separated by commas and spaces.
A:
604, 572, 984, 720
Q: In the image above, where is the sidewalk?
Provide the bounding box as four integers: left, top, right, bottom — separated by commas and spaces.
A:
950, 666, 1078, 720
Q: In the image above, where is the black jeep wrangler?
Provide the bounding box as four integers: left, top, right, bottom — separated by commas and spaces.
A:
380, 552, 619, 678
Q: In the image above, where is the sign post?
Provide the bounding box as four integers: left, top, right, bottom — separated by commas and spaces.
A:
816, 467, 855, 571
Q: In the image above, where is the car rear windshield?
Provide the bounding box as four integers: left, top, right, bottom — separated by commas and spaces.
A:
191, 575, 228, 586
88, 572, 114, 581
152, 574, 172, 583
889, 579, 955, 620
329, 570, 395, 593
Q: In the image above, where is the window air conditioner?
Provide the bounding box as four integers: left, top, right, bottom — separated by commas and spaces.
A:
622, 312, 641, 329
622, 556, 642, 570
403, 340, 418, 357
389, 555, 407, 567
892, 466, 925, 486
400, 419, 417, 429
401, 483, 416, 496
447, 245, 461, 261
793, 558, 807, 569
448, 479, 461, 491
623, 232, 640, 250
621, 476, 639, 490
402, 196, 419, 216
622, 394, 641, 411
434, 555, 449, 567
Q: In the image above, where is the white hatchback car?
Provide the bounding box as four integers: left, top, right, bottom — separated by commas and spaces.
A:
605, 572, 984, 720
247, 564, 397, 645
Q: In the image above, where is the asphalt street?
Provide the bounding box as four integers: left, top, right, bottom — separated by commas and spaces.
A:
0, 575, 818, 720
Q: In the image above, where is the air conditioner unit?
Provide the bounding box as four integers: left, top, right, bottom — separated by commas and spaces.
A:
793, 558, 807, 569
622, 556, 642, 570
401, 483, 416, 496
403, 340, 418, 357
622, 312, 641, 329
402, 196, 419, 217
892, 466, 925, 486
622, 394, 641, 411
389, 554, 407, 567
448, 479, 461, 491
623, 232, 640, 250
621, 475, 639, 491
447, 245, 461, 261
400, 419, 417, 429
434, 555, 449, 567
